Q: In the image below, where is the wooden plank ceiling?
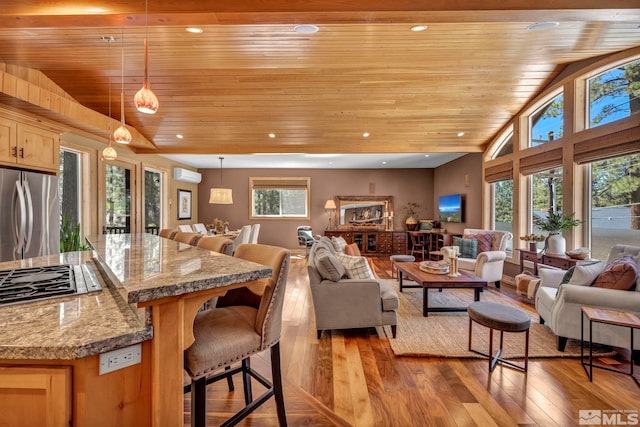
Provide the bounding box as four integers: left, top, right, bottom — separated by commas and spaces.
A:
0, 1, 639, 155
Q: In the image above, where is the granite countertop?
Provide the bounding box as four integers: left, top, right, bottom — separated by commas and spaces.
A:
0, 234, 272, 361
0, 251, 152, 360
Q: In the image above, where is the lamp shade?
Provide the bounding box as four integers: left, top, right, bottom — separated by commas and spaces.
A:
102, 145, 117, 161
114, 124, 132, 144
209, 188, 233, 204
324, 199, 337, 210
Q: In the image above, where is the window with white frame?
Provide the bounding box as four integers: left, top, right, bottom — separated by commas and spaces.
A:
530, 93, 564, 147
587, 58, 640, 129
250, 177, 310, 219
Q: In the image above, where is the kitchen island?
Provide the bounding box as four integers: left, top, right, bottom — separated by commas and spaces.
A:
0, 233, 272, 427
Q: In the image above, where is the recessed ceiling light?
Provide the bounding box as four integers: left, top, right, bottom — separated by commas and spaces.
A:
294, 24, 319, 34
410, 25, 428, 32
362, 132, 370, 138
424, 154, 430, 157
268, 133, 276, 138
186, 27, 203, 34
526, 22, 559, 32
381, 161, 387, 165
176, 134, 184, 139
457, 132, 465, 137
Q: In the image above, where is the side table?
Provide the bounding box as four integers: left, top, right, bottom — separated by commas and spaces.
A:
581, 306, 640, 387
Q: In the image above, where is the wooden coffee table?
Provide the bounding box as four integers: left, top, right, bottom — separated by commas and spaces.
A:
396, 262, 488, 317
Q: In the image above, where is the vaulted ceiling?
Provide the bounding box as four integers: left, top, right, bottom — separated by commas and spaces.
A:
0, 1, 639, 167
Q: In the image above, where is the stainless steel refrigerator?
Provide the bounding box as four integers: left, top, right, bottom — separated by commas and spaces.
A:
0, 167, 60, 262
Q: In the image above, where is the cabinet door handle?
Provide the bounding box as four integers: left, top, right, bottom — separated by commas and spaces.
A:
19, 148, 24, 158
12, 146, 17, 157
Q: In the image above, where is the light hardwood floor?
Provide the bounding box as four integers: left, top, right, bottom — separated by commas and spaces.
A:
184, 256, 640, 426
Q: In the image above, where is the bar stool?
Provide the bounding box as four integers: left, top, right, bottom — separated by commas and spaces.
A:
184, 244, 291, 427
408, 231, 428, 260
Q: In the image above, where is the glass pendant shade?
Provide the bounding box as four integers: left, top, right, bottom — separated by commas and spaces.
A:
102, 144, 117, 161
209, 188, 233, 204
114, 124, 132, 144
134, 39, 159, 114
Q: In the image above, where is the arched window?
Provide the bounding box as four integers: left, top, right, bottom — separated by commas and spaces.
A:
587, 58, 640, 129
529, 93, 563, 147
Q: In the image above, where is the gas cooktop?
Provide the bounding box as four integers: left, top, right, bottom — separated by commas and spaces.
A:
0, 264, 102, 306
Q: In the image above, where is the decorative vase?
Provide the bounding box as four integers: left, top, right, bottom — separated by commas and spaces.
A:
528, 242, 538, 252
406, 215, 418, 231
545, 232, 566, 255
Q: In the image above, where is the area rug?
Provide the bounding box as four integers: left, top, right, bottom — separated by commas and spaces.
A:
384, 280, 614, 359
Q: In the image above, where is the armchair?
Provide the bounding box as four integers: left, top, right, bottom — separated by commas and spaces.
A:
535, 244, 640, 352
442, 229, 513, 288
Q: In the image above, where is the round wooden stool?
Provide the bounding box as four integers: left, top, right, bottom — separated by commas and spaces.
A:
468, 301, 531, 372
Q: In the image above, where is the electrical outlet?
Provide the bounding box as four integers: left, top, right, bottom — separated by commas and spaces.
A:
99, 344, 142, 375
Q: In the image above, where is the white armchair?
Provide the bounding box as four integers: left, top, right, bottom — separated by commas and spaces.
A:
535, 244, 640, 352
442, 229, 513, 288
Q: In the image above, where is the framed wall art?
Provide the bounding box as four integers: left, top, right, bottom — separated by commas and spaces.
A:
177, 189, 192, 220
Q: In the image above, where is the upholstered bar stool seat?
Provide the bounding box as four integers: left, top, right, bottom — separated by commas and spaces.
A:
390, 254, 415, 280
468, 301, 531, 372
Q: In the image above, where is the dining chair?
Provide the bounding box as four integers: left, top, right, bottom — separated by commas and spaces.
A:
192, 223, 208, 235
231, 225, 252, 254
173, 231, 201, 245
248, 224, 261, 244
409, 231, 427, 260
159, 228, 177, 239
184, 243, 291, 427
196, 235, 234, 256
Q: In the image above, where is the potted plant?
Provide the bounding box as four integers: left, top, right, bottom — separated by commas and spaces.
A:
60, 214, 89, 252
519, 234, 545, 252
403, 202, 420, 231
532, 210, 582, 255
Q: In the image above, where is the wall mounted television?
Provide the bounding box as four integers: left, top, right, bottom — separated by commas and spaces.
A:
438, 194, 463, 223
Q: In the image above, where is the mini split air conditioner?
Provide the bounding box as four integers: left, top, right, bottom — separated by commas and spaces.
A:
173, 168, 202, 184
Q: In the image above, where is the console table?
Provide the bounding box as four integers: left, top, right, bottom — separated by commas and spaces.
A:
519, 249, 586, 275
324, 230, 406, 256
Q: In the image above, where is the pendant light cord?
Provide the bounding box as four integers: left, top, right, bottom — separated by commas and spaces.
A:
219, 157, 224, 186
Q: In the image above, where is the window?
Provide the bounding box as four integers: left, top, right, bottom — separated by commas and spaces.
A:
59, 148, 82, 226
144, 168, 162, 234
531, 167, 563, 234
104, 162, 135, 233
530, 93, 563, 147
492, 180, 513, 252
587, 58, 640, 129
250, 177, 310, 219
491, 131, 513, 159
588, 153, 640, 261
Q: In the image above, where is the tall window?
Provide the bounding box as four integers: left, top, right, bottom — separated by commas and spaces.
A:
589, 153, 640, 260
250, 177, 310, 219
530, 93, 564, 147
144, 168, 162, 234
531, 167, 563, 234
59, 148, 82, 226
492, 180, 513, 251
105, 163, 133, 232
588, 58, 640, 129
491, 131, 513, 159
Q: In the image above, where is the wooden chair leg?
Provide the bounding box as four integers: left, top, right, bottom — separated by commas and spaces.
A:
191, 377, 207, 427
270, 343, 288, 426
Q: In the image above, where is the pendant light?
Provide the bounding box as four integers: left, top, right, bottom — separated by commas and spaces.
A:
114, 27, 133, 144
102, 36, 118, 161
209, 157, 233, 204
133, 0, 159, 114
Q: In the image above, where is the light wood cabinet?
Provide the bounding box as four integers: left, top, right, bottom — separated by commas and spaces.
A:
0, 117, 60, 173
0, 365, 72, 427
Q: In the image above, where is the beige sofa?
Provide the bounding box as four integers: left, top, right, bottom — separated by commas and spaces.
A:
307, 237, 399, 339
442, 228, 513, 288
535, 244, 640, 352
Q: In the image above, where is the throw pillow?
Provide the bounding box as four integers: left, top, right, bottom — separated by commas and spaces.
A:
335, 252, 375, 280
463, 233, 493, 253
452, 236, 478, 259
331, 236, 348, 253
591, 256, 639, 290
567, 261, 604, 286
344, 243, 362, 257
315, 252, 346, 282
